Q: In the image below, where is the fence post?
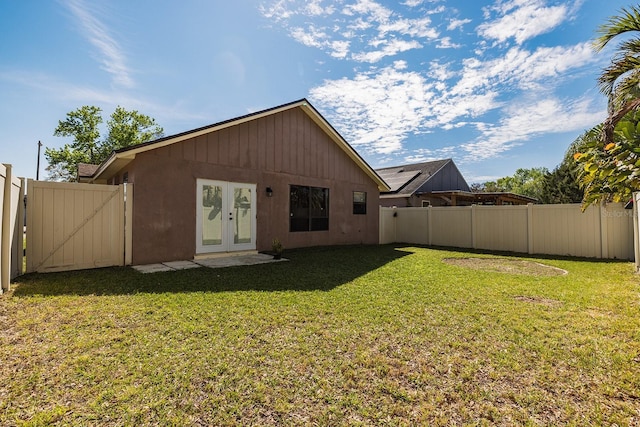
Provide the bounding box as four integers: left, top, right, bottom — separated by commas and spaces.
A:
599, 203, 608, 259
527, 203, 534, 255
14, 177, 25, 277
471, 204, 477, 249
124, 183, 133, 265
427, 205, 432, 246
634, 193, 640, 272
1, 164, 12, 292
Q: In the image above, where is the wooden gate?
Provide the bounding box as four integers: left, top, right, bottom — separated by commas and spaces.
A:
26, 180, 133, 273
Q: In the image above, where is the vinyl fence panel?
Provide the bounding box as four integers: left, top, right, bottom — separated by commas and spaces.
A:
395, 208, 429, 245
379, 207, 396, 244
380, 203, 634, 260
474, 205, 529, 253
529, 204, 602, 258
26, 180, 131, 273
430, 207, 473, 249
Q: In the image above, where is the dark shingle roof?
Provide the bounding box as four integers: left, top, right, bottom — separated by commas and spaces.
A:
376, 159, 452, 196
77, 163, 100, 179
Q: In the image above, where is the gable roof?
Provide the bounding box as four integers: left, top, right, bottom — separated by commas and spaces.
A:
376, 159, 467, 197
83, 99, 390, 191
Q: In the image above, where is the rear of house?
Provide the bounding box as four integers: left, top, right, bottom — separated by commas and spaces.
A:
82, 99, 389, 265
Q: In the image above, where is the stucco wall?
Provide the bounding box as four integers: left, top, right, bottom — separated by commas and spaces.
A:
124, 107, 380, 264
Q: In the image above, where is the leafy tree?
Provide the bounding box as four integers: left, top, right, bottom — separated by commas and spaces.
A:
469, 181, 501, 192
45, 106, 163, 181
573, 6, 640, 207
496, 167, 549, 200
471, 168, 548, 200
574, 119, 639, 207
100, 106, 164, 158
539, 143, 583, 204
48, 106, 103, 181
594, 5, 640, 144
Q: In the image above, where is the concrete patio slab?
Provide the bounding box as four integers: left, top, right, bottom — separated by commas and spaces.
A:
163, 260, 201, 270
132, 263, 175, 273
133, 253, 287, 273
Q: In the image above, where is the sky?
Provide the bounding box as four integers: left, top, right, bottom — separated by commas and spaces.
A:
0, 0, 632, 183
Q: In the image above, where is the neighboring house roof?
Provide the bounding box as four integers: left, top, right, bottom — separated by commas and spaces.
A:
376, 160, 537, 205
77, 163, 100, 181
376, 159, 469, 198
82, 99, 390, 191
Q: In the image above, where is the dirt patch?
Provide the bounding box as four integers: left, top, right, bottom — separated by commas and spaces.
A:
443, 257, 568, 277
513, 295, 563, 306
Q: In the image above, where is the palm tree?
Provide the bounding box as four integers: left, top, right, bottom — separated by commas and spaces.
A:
594, 5, 640, 143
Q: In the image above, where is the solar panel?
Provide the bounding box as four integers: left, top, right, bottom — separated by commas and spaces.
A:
378, 170, 421, 192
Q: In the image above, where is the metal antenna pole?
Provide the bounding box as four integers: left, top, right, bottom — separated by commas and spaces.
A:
36, 140, 42, 180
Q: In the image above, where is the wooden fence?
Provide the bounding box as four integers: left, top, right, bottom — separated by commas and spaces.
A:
0, 164, 25, 293
380, 203, 635, 260
26, 180, 133, 273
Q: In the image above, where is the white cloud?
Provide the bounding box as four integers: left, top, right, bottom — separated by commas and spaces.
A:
259, 0, 296, 21
263, 0, 603, 165
462, 97, 605, 160
447, 18, 471, 31
352, 39, 423, 63
330, 40, 351, 59
428, 61, 453, 81
261, 0, 438, 62
290, 25, 327, 48
405, 146, 458, 163
64, 0, 133, 88
451, 43, 596, 96
343, 0, 393, 22
304, 0, 335, 16
378, 16, 439, 39
310, 64, 437, 154
309, 37, 598, 159
436, 37, 461, 49
477, 0, 569, 45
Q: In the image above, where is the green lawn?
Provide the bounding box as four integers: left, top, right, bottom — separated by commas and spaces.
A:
1, 245, 639, 426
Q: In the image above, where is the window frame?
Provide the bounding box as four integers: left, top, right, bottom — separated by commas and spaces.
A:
289, 184, 330, 232
353, 191, 367, 215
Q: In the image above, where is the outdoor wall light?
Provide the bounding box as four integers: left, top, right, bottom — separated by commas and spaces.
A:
266, 186, 273, 197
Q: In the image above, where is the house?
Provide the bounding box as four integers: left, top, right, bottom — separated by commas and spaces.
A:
377, 159, 470, 207
79, 99, 389, 265
376, 159, 537, 207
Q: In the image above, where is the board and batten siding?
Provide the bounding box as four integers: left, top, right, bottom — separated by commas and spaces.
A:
121, 107, 380, 265
380, 203, 634, 260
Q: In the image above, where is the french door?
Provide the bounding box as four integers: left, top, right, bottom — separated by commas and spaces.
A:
196, 179, 257, 253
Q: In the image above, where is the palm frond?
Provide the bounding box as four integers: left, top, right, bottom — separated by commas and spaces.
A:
597, 53, 640, 96
594, 6, 640, 51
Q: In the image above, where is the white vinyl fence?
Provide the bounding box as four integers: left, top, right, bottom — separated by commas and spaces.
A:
380, 203, 634, 260
0, 164, 25, 293
634, 193, 640, 271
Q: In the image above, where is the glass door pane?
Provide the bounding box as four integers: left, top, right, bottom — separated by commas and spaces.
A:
229, 183, 256, 251
233, 187, 252, 244
202, 184, 223, 247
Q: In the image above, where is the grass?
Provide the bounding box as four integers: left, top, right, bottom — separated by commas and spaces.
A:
1, 245, 639, 426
